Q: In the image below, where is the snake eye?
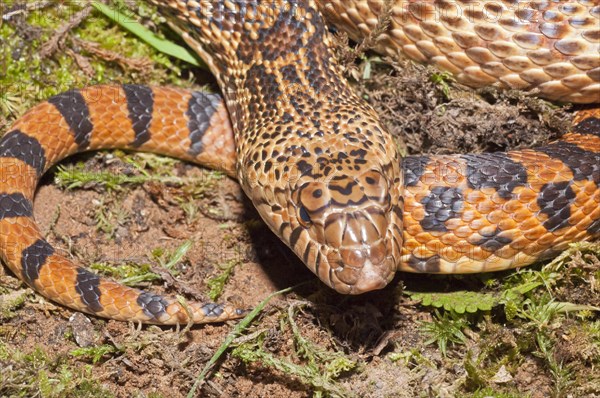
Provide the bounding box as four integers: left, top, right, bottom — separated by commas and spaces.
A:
298, 205, 312, 225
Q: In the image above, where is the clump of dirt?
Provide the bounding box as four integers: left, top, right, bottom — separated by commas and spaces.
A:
352, 59, 571, 156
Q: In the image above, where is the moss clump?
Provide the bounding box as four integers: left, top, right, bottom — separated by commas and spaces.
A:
0, 343, 114, 397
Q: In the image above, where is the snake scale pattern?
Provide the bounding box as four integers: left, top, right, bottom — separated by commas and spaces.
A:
0, 0, 598, 324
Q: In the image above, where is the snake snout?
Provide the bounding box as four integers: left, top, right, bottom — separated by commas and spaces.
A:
323, 207, 396, 294
293, 169, 399, 294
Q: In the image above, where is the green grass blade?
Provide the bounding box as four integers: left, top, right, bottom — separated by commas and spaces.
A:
91, 2, 204, 67
187, 286, 293, 398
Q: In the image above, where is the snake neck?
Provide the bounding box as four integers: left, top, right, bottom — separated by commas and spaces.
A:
153, 0, 405, 293
155, 1, 345, 128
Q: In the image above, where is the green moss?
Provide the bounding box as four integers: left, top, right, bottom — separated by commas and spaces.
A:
231, 304, 358, 397
0, 0, 191, 127
458, 388, 530, 398
429, 71, 453, 98
0, 342, 113, 397
90, 261, 160, 286
0, 289, 29, 319
1, 4, 90, 110
207, 258, 242, 301
70, 344, 122, 364
90, 240, 193, 286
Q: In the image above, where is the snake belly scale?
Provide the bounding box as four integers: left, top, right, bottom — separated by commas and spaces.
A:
0, 0, 598, 324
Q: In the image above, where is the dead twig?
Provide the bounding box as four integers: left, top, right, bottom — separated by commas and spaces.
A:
334, 0, 394, 69
71, 37, 153, 74
40, 5, 92, 58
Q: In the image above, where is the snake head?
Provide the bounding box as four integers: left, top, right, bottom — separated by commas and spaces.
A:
268, 156, 404, 295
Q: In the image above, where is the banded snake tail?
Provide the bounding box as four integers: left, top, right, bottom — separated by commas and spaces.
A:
0, 0, 598, 324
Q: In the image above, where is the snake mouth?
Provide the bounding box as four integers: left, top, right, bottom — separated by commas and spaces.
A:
327, 247, 396, 295
319, 207, 397, 294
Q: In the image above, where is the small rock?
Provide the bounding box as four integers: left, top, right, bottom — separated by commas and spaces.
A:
491, 365, 513, 384
69, 312, 99, 347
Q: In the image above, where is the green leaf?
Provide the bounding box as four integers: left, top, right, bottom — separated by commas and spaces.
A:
511, 281, 543, 296
421, 310, 469, 356
187, 286, 294, 398
92, 2, 204, 67
406, 290, 497, 313
547, 301, 600, 313
207, 259, 241, 301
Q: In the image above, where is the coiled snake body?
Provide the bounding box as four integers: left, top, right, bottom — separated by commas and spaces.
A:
0, 0, 598, 324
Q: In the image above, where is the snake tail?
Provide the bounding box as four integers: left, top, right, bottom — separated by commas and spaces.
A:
0, 85, 245, 324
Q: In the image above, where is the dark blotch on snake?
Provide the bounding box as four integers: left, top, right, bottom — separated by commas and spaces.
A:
137, 292, 169, 320
537, 141, 600, 183
403, 156, 431, 187
572, 117, 600, 137
201, 303, 224, 317
0, 193, 33, 219
47, 89, 93, 148
407, 255, 441, 273
474, 228, 512, 252
187, 91, 223, 157
419, 186, 464, 232
123, 84, 154, 147
75, 268, 104, 313
537, 181, 576, 232
0, 130, 46, 176
463, 153, 528, 200
21, 239, 54, 285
